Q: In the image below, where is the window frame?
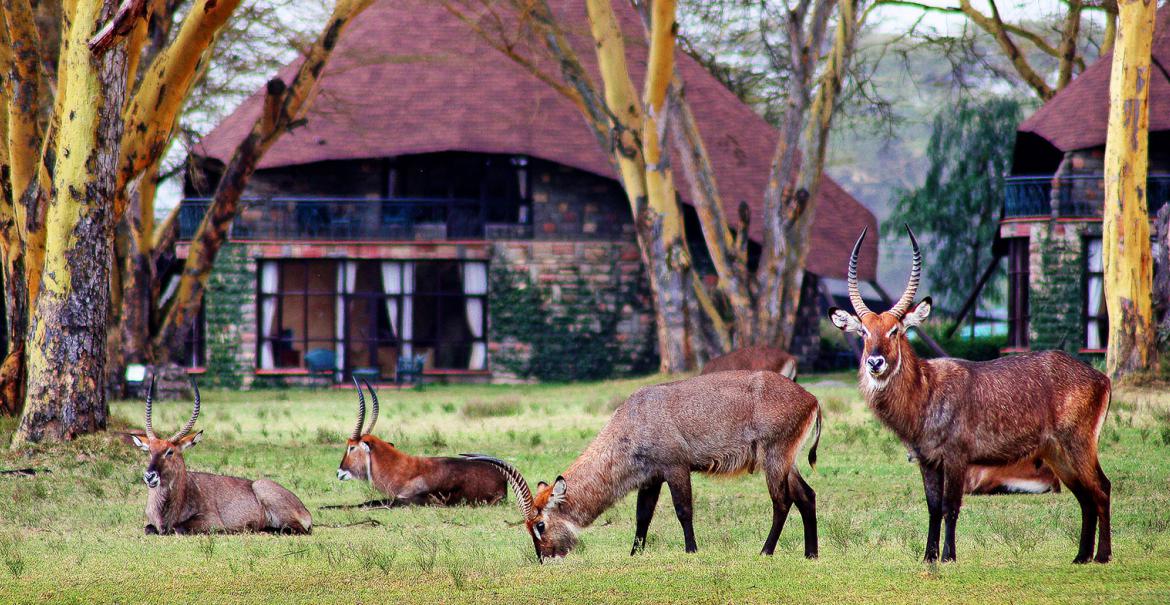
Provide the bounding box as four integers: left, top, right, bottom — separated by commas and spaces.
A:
1005, 237, 1030, 350
1082, 236, 1107, 352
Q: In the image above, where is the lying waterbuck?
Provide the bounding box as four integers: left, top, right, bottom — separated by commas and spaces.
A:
336, 379, 506, 506
130, 378, 312, 535
700, 346, 798, 380
469, 371, 821, 561
829, 227, 1112, 563
965, 458, 1061, 495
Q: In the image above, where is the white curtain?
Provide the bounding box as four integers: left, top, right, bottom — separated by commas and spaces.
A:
1085, 239, 1105, 349
382, 261, 413, 358
259, 262, 279, 369
335, 261, 357, 376
462, 262, 488, 370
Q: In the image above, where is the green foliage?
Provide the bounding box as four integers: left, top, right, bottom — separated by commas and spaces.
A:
1030, 229, 1082, 353
203, 243, 251, 388
885, 97, 1021, 312
489, 265, 648, 382
910, 326, 1006, 361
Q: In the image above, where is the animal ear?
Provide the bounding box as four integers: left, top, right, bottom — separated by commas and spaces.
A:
537, 481, 549, 491
549, 476, 568, 508
902, 297, 932, 328
829, 307, 862, 334
178, 430, 203, 451
131, 435, 150, 452
359, 441, 371, 452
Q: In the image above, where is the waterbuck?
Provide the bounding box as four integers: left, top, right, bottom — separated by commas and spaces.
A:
700, 346, 798, 380
829, 227, 1112, 563
335, 379, 506, 506
130, 378, 312, 535
468, 370, 821, 561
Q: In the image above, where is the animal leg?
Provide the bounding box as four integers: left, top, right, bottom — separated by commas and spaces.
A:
631, 480, 663, 555
760, 448, 794, 556
1045, 449, 1110, 563
788, 469, 818, 559
940, 463, 966, 562
665, 469, 698, 553
1093, 461, 1112, 563
919, 462, 944, 562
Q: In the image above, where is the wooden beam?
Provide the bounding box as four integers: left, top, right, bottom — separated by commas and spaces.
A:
944, 254, 1003, 339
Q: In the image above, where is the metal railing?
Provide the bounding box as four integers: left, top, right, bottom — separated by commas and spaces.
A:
178, 197, 533, 241
1004, 174, 1170, 218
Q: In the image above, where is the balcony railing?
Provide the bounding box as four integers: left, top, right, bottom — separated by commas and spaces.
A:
177, 197, 533, 241
1004, 174, 1170, 218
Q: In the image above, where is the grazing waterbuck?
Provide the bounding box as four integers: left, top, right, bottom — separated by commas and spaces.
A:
469, 370, 821, 561
336, 379, 506, 506
829, 226, 1112, 563
130, 378, 312, 535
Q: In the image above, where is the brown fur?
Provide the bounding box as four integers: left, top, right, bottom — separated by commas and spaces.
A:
700, 346, 798, 379
337, 434, 506, 506
490, 371, 821, 560
133, 433, 312, 535
965, 458, 1061, 495
832, 300, 1112, 564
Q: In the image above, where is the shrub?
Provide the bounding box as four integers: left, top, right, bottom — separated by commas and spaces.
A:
911, 322, 1007, 361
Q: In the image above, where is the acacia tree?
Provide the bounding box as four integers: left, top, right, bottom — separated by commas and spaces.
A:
1, 0, 372, 442
1101, 0, 1156, 378
884, 97, 1020, 329
450, 0, 865, 367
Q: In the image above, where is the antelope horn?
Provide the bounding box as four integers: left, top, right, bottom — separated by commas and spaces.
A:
889, 224, 922, 320
848, 227, 873, 318
361, 379, 379, 436
143, 374, 157, 440
350, 376, 367, 441
462, 454, 536, 521
170, 378, 201, 442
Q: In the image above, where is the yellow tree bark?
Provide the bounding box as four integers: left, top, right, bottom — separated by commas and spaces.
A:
13, 0, 127, 444
585, 0, 694, 371
1102, 0, 1157, 379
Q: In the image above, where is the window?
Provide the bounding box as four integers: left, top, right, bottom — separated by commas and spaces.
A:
1006, 237, 1030, 349
395, 152, 531, 224
256, 259, 488, 375
1084, 237, 1106, 350
180, 305, 207, 369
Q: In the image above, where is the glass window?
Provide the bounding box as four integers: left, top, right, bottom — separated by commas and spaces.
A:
1006, 237, 1030, 349
1084, 238, 1106, 350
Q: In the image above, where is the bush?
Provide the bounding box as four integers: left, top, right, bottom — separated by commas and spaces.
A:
911, 322, 1007, 361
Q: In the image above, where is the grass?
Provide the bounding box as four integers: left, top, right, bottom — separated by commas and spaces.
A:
0, 373, 1168, 603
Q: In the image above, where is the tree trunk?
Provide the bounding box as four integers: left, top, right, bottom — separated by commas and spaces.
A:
1102, 0, 1157, 379
152, 0, 375, 360
13, 0, 126, 445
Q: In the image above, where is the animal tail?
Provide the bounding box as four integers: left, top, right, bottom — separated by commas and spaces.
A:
808, 399, 822, 472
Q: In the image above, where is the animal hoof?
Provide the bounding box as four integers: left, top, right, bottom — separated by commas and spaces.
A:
1072, 555, 1092, 564
804, 551, 818, 560
1094, 554, 1112, 564
144, 524, 158, 535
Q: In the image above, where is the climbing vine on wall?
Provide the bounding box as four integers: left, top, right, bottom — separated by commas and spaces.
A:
489, 264, 649, 381
1030, 227, 1082, 353
203, 244, 253, 389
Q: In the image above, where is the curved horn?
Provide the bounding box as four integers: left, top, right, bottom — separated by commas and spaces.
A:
361, 379, 379, 436
350, 376, 367, 441
463, 454, 535, 521
889, 224, 922, 320
143, 374, 157, 440
170, 378, 201, 442
848, 227, 874, 318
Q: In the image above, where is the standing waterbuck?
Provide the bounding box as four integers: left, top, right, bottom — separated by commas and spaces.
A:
829, 227, 1112, 563
468, 371, 821, 561
335, 379, 506, 506
130, 378, 312, 535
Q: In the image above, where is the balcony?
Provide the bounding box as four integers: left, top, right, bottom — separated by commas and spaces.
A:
177, 197, 533, 241
1004, 174, 1170, 219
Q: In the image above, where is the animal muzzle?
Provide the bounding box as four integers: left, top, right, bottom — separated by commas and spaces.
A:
143, 470, 160, 489
866, 356, 887, 376
337, 469, 353, 481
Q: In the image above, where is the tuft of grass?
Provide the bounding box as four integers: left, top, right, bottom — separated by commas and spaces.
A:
315, 426, 342, 445
0, 533, 25, 578
460, 397, 522, 418
823, 396, 849, 416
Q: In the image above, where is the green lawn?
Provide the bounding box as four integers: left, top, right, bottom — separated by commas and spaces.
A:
1, 373, 1168, 604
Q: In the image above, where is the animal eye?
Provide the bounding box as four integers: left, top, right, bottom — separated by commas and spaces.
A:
536, 521, 546, 534
164, 449, 173, 458
348, 446, 354, 452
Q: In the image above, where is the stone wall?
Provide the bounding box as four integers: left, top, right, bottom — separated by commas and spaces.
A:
789, 273, 824, 371
530, 162, 634, 240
